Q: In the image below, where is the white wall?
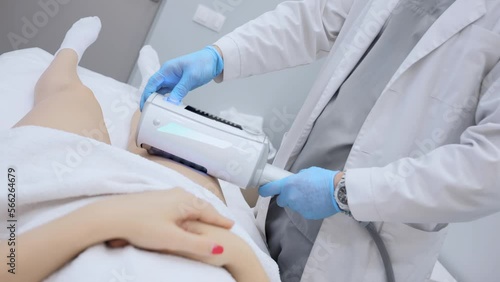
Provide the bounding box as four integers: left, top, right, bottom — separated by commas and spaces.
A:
0, 0, 161, 82
439, 213, 500, 281
133, 1, 500, 281
129, 0, 325, 149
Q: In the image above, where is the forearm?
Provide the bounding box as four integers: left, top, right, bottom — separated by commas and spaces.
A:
225, 247, 269, 282
346, 62, 500, 223
334, 171, 345, 187
0, 203, 114, 282
347, 142, 500, 223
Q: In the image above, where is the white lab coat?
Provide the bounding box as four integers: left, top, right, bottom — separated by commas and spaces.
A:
215, 0, 500, 281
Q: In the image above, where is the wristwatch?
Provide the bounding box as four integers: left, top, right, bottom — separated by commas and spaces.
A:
334, 173, 350, 213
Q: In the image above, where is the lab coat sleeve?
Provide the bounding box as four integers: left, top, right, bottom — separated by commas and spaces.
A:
346, 62, 500, 224
214, 0, 353, 81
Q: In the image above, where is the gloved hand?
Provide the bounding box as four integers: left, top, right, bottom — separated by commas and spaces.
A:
140, 46, 224, 110
259, 167, 341, 220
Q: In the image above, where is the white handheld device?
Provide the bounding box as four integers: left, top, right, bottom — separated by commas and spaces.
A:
136, 94, 292, 189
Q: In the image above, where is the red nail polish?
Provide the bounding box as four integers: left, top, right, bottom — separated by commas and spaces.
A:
212, 245, 224, 255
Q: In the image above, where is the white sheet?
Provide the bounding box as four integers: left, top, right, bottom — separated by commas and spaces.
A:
0, 48, 276, 281
1, 48, 138, 149
0, 126, 279, 282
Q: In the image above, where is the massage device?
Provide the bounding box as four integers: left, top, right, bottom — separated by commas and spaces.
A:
136, 94, 293, 189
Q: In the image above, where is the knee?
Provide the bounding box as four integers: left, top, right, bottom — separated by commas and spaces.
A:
35, 76, 73, 98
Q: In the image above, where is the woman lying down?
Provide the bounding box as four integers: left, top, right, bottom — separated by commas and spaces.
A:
0, 17, 278, 282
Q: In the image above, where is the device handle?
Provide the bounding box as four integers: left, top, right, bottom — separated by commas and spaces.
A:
258, 163, 294, 186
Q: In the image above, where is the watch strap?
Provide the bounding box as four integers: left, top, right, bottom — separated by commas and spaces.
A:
335, 173, 351, 216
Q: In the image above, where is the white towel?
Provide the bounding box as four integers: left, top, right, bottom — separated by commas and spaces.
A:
0, 126, 280, 282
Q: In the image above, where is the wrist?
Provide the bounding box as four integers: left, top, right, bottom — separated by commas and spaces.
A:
226, 246, 268, 282
81, 199, 125, 242
40, 201, 122, 257
334, 172, 351, 214
212, 45, 223, 60
206, 45, 224, 76
334, 171, 345, 188
224, 236, 251, 268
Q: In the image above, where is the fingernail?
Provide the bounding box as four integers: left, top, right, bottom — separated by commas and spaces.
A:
166, 97, 180, 105
212, 245, 224, 255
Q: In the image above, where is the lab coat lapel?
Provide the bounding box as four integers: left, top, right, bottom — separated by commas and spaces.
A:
384, 0, 487, 91
329, 0, 400, 78
279, 0, 400, 169
260, 0, 400, 240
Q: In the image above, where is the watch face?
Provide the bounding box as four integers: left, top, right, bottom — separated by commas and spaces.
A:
338, 186, 348, 205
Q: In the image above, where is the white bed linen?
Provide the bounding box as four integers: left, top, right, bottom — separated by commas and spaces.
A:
1, 48, 137, 149
0, 48, 277, 281
0, 126, 279, 282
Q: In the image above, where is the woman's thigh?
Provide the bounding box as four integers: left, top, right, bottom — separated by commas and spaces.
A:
14, 86, 111, 145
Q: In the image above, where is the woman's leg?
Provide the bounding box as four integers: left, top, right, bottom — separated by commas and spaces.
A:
14, 17, 110, 145
126, 46, 225, 202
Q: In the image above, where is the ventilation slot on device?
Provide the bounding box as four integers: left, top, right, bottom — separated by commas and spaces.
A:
147, 146, 208, 174
185, 105, 243, 130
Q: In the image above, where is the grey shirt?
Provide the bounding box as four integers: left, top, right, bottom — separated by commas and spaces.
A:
265, 0, 456, 281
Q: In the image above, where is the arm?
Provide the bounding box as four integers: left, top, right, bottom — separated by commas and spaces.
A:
0, 203, 115, 282
225, 240, 269, 282
0, 189, 233, 282
215, 0, 354, 81
346, 62, 500, 223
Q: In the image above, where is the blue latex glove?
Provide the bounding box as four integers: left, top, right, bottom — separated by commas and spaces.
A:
140, 46, 224, 110
259, 167, 342, 220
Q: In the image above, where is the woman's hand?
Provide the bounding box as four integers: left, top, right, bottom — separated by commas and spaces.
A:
105, 191, 269, 282
99, 188, 234, 257
168, 222, 270, 282
0, 188, 233, 282
170, 221, 250, 267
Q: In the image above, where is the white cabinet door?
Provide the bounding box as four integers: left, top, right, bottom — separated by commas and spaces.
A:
0, 0, 163, 82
